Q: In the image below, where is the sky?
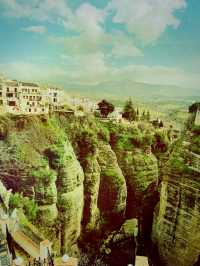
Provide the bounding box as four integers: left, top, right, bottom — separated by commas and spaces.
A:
0, 0, 200, 90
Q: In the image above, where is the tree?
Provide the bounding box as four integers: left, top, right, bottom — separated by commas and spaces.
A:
189, 102, 200, 113
146, 110, 151, 121
122, 98, 136, 122
159, 120, 164, 128
98, 99, 115, 118
141, 111, 146, 121
136, 108, 140, 121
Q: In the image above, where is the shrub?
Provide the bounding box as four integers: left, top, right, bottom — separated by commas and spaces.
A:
23, 198, 38, 221
9, 193, 38, 221
143, 133, 154, 146
152, 131, 169, 153
191, 125, 200, 135
131, 133, 143, 148
98, 127, 110, 142
32, 168, 56, 185
44, 145, 64, 168
76, 129, 97, 159
10, 193, 23, 209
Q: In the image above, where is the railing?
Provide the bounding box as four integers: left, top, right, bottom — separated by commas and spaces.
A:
25, 256, 54, 266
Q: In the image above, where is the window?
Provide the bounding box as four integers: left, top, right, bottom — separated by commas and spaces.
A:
0, 92, 2, 97
8, 101, 16, 106
29, 108, 31, 112
53, 98, 57, 102
6, 93, 14, 98
0, 100, 3, 105
15, 88, 17, 92
54, 92, 57, 97
7, 88, 9, 92
27, 102, 29, 105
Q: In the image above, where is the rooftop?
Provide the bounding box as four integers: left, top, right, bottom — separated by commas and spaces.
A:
4, 81, 18, 86
20, 82, 39, 87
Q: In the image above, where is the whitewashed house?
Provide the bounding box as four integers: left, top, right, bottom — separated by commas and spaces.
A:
68, 96, 97, 113
47, 87, 64, 111
1, 80, 21, 113
19, 82, 49, 114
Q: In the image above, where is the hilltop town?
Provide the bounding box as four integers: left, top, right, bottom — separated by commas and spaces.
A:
0, 76, 98, 116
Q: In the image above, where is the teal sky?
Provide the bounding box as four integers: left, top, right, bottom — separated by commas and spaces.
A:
0, 0, 200, 89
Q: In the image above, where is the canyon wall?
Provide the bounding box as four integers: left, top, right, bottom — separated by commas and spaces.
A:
0, 113, 160, 264
152, 117, 200, 266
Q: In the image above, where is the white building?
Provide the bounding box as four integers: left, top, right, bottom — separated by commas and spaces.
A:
0, 80, 21, 113
46, 87, 64, 111
0, 79, 64, 115
19, 82, 49, 114
68, 96, 97, 113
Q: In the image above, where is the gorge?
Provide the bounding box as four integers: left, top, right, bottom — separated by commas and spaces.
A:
0, 105, 199, 266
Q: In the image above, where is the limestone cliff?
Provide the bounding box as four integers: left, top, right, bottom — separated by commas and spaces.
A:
151, 114, 200, 266
97, 142, 127, 230
0, 114, 84, 256
0, 113, 162, 264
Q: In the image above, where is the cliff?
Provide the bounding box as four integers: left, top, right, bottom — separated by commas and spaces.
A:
151, 113, 200, 266
0, 113, 161, 264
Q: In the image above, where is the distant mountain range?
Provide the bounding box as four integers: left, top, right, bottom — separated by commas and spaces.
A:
64, 80, 199, 103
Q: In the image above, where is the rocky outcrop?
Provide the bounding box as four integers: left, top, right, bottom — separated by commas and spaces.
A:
81, 153, 101, 233
44, 141, 84, 255
0, 113, 162, 263
0, 115, 84, 256
116, 148, 158, 218
114, 146, 159, 253
97, 142, 127, 230
100, 219, 138, 266
152, 127, 200, 266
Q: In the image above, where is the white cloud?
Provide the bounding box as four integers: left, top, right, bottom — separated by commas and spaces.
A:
107, 0, 186, 42
75, 3, 105, 37
111, 41, 143, 58
22, 25, 46, 34
1, 0, 72, 23
1, 0, 187, 44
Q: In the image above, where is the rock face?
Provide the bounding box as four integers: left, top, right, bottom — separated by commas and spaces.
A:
80, 141, 127, 237
114, 147, 159, 252
81, 153, 101, 233
100, 219, 138, 266
97, 142, 127, 230
54, 142, 84, 254
0, 113, 161, 263
152, 123, 200, 266
0, 115, 84, 256
116, 148, 158, 219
